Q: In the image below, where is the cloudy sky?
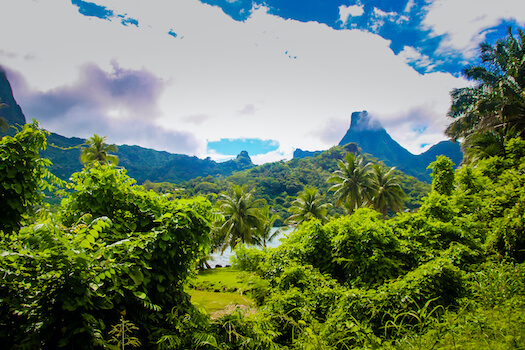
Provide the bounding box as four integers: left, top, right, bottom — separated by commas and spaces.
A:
1, 0, 524, 163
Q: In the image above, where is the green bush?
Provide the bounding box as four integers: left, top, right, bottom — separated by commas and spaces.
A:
1, 164, 214, 348
328, 209, 405, 288
231, 244, 268, 273
324, 256, 465, 343
0, 121, 51, 232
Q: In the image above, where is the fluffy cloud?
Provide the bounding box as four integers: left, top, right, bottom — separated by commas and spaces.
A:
339, 5, 365, 26
1, 0, 471, 162
6, 66, 201, 155
398, 46, 437, 73
12, 63, 164, 121
422, 0, 525, 57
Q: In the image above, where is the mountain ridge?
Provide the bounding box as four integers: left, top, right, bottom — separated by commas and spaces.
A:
1, 68, 458, 184
0, 68, 255, 183
295, 111, 463, 182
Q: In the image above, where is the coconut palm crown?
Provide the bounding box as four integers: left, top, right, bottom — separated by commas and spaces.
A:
215, 185, 265, 251
328, 153, 374, 214
80, 134, 119, 165
286, 187, 331, 225
370, 163, 405, 219
446, 27, 525, 150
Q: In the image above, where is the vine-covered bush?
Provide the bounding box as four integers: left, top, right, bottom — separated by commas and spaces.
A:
327, 209, 406, 288
0, 121, 50, 232
1, 162, 214, 348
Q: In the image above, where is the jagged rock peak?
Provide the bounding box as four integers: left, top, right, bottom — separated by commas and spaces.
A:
349, 111, 383, 132
236, 150, 252, 164
237, 150, 250, 158
0, 66, 26, 127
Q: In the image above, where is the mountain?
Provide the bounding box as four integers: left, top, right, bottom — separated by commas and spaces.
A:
0, 68, 254, 183
0, 67, 26, 129
1, 67, 455, 185
42, 133, 255, 183
295, 111, 463, 182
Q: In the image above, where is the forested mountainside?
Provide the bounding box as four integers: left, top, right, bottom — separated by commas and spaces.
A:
295, 111, 463, 182
2, 68, 451, 187
42, 131, 255, 183
0, 68, 255, 183
177, 143, 430, 225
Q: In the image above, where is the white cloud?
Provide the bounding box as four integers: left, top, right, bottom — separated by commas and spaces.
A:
404, 0, 416, 13
1, 0, 468, 162
373, 8, 397, 18
398, 46, 436, 72
423, 0, 525, 57
338, 5, 365, 26
251, 149, 289, 165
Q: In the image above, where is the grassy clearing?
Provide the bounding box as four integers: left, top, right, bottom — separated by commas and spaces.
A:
187, 267, 258, 318
189, 267, 247, 292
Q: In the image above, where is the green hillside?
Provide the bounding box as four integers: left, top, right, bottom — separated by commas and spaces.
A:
296, 111, 463, 182
180, 143, 430, 224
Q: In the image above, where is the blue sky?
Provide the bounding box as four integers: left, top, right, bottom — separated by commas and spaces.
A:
1, 0, 524, 163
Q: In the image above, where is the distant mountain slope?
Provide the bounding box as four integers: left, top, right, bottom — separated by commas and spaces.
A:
296, 111, 463, 182
0, 68, 254, 183
43, 133, 255, 183
184, 142, 430, 223
0, 67, 26, 129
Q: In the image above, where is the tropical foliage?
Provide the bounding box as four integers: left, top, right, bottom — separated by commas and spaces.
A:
3, 123, 525, 349
214, 185, 265, 251
286, 187, 331, 225
328, 153, 374, 213
80, 134, 119, 165
446, 27, 525, 161
1, 153, 212, 348
0, 120, 57, 232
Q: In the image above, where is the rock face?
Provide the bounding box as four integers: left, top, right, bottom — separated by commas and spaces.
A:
0, 67, 26, 128
297, 111, 463, 182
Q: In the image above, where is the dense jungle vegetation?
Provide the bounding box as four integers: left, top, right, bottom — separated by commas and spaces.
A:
1, 28, 525, 349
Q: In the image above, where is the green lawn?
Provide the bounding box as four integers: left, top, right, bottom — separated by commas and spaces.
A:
187, 267, 257, 318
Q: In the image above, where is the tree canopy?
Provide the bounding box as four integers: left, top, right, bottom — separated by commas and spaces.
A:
80, 134, 119, 165
446, 27, 525, 160
328, 153, 374, 213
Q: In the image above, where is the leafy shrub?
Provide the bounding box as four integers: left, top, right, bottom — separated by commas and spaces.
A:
279, 219, 335, 276
467, 261, 525, 308
440, 242, 484, 270
59, 163, 163, 238
0, 121, 52, 232
208, 311, 280, 350
231, 244, 268, 272
485, 177, 525, 262
324, 256, 465, 343
428, 156, 455, 196
1, 164, 214, 348
328, 209, 405, 288
418, 192, 457, 222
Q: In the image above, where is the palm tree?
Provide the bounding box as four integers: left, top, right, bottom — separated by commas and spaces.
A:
462, 130, 507, 163
328, 153, 374, 214
370, 163, 405, 220
446, 27, 525, 148
80, 134, 119, 165
254, 206, 283, 248
215, 185, 265, 251
286, 187, 331, 225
